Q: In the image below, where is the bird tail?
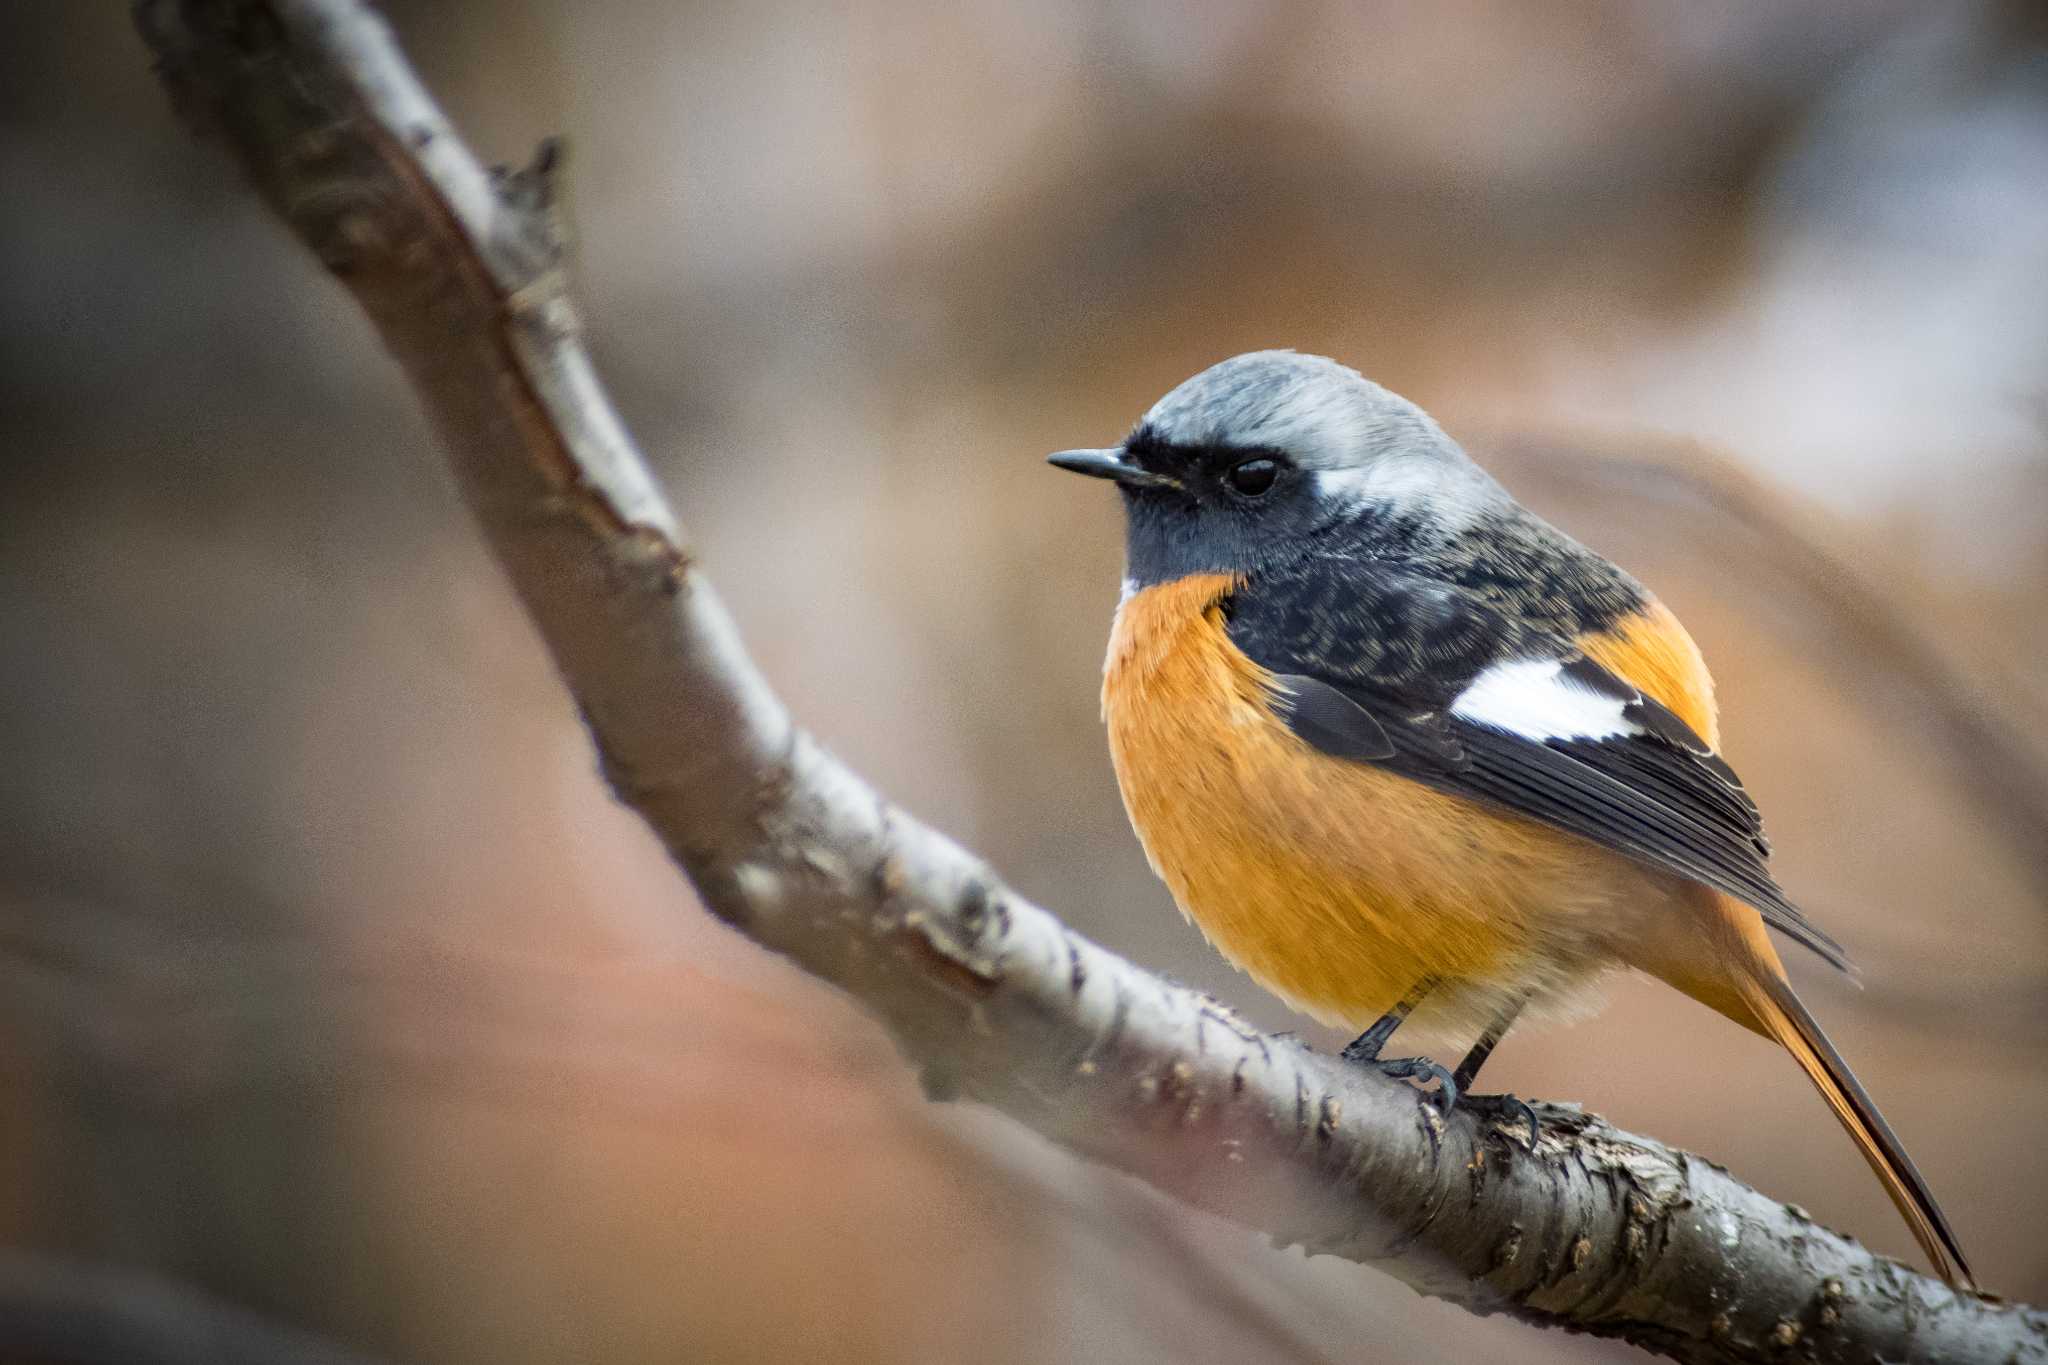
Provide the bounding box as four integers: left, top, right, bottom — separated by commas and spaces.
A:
1738, 971, 1976, 1291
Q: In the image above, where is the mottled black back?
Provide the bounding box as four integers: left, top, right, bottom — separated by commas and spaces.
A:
1222, 506, 1647, 706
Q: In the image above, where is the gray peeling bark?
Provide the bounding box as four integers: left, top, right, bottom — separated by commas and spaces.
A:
133, 3, 2043, 1362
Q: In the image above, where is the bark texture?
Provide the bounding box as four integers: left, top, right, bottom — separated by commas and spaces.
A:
132, 2, 2045, 1360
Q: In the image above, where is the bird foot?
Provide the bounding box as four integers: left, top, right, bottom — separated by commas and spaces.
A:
1461, 1091, 1541, 1150
1337, 1041, 1540, 1146
1347, 1052, 1460, 1117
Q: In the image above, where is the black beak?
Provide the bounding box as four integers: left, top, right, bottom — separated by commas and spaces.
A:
1046, 448, 1181, 490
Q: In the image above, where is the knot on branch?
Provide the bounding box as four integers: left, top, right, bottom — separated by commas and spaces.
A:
489, 136, 570, 284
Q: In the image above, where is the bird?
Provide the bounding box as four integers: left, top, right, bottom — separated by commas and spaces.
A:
1047, 349, 1973, 1290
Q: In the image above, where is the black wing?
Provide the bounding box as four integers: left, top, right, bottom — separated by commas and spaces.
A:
1228, 560, 1850, 972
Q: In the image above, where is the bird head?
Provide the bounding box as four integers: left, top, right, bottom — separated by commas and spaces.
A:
1049, 350, 1506, 588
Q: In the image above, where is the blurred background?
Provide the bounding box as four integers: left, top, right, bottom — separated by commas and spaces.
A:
4, 2, 2046, 1360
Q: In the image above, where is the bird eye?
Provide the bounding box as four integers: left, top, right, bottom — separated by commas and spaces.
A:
1227, 458, 1279, 496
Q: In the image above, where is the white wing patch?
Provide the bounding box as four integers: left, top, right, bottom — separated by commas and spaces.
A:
1449, 658, 1635, 741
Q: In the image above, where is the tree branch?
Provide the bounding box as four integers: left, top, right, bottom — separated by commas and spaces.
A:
132, 3, 2044, 1361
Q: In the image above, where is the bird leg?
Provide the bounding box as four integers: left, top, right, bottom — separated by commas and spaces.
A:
1339, 978, 1460, 1116
1453, 996, 1539, 1149
1339, 977, 1435, 1062
1450, 1012, 1511, 1091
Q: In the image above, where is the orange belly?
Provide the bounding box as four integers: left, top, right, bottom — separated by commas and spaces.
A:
1101, 574, 1687, 1037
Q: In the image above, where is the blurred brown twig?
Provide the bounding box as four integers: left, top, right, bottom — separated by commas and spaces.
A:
0, 1251, 391, 1365
1521, 430, 2048, 904
127, 1, 2048, 1362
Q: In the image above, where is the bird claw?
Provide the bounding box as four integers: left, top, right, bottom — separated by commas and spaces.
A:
1365, 1055, 1460, 1116
1463, 1091, 1541, 1150
1340, 1046, 1540, 1144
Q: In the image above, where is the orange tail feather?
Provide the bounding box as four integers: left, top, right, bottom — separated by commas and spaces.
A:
1739, 973, 1976, 1291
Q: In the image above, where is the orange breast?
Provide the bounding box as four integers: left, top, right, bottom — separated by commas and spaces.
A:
1101, 576, 1663, 1035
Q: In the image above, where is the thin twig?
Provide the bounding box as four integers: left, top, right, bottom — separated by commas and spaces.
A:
0, 1252, 389, 1365
1508, 429, 2048, 902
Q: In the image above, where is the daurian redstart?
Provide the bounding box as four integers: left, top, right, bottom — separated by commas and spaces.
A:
1049, 350, 1972, 1289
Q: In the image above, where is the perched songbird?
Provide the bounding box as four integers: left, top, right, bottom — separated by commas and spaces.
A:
1049, 350, 1972, 1289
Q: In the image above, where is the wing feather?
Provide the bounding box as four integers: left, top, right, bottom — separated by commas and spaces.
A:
1232, 563, 1849, 972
